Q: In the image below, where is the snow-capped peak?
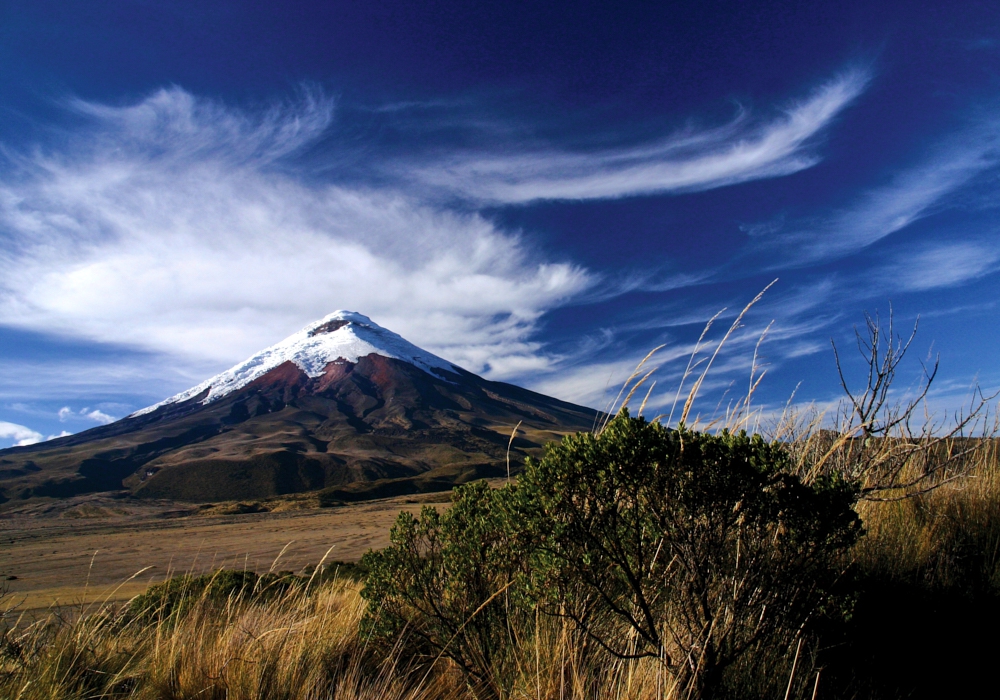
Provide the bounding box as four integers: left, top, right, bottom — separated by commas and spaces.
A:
131, 311, 459, 417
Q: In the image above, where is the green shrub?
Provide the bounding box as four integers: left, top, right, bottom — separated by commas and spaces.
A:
360, 480, 532, 697
360, 413, 862, 698
518, 411, 862, 697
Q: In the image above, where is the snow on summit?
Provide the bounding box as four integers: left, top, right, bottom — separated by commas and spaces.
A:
131, 311, 459, 416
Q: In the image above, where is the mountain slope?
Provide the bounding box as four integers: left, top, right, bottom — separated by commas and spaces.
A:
0, 312, 598, 505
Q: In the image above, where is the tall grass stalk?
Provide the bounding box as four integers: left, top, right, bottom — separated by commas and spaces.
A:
2, 573, 812, 699
0, 575, 461, 700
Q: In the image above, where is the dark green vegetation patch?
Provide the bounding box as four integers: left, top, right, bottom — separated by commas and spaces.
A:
361, 412, 861, 699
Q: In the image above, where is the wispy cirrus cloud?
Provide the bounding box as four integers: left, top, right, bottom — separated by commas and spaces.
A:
0, 356, 202, 405
0, 70, 869, 398
0, 68, 930, 418
884, 240, 1000, 292
0, 88, 593, 383
66, 85, 336, 165
397, 69, 870, 203
750, 116, 1000, 267
523, 275, 849, 414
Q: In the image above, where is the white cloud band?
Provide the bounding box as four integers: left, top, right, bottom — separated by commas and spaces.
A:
0, 420, 43, 446
0, 88, 593, 378
401, 69, 869, 202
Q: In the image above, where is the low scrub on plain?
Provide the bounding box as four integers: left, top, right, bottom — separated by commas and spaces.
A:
362, 415, 861, 698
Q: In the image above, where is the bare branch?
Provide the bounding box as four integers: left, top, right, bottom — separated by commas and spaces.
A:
809, 306, 997, 499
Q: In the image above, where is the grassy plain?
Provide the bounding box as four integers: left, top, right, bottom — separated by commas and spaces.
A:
0, 490, 452, 612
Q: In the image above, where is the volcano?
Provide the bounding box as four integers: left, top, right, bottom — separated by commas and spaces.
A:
0, 312, 598, 505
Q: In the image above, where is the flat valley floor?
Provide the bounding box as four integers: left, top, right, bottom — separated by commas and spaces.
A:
0, 491, 453, 612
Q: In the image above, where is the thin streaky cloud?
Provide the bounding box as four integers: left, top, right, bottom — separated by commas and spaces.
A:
0, 357, 201, 404
876, 240, 1000, 293
755, 116, 1000, 266
919, 300, 998, 320
399, 69, 870, 203
0, 88, 593, 383
525, 310, 803, 412
65, 85, 336, 166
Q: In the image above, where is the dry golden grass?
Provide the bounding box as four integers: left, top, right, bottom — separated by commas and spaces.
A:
0, 491, 452, 613
0, 573, 697, 700
1, 576, 459, 700
853, 438, 1000, 592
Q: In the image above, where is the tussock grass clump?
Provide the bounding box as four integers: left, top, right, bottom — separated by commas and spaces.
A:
830, 440, 1000, 699
0, 573, 451, 700
122, 569, 302, 627
854, 439, 1000, 592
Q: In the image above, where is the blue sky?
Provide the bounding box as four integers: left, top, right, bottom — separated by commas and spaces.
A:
2, 1, 1000, 446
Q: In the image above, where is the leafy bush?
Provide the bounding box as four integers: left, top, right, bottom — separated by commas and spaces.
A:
360, 413, 862, 698
518, 412, 862, 696
360, 480, 533, 696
